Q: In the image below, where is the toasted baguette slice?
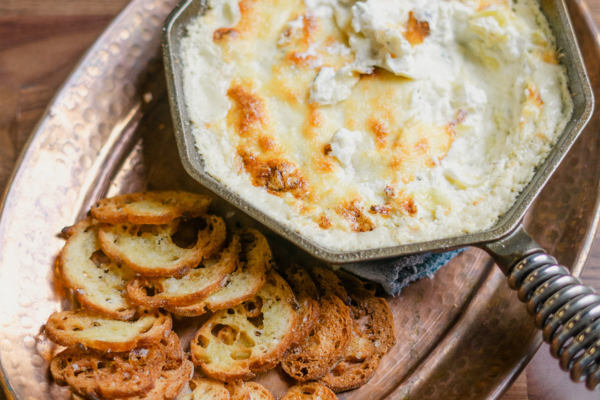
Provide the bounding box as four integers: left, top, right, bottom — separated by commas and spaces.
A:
280, 382, 337, 400
99, 215, 226, 277
180, 378, 230, 400
320, 271, 396, 393
50, 334, 174, 398
283, 265, 320, 346
59, 219, 136, 320
163, 328, 184, 370
246, 382, 274, 400
319, 324, 378, 393
281, 294, 352, 382
166, 229, 270, 317
45, 308, 172, 352
138, 357, 194, 400
221, 381, 249, 400
191, 271, 297, 381
336, 271, 396, 354
91, 191, 211, 225
70, 357, 193, 400
127, 235, 241, 308
308, 266, 350, 305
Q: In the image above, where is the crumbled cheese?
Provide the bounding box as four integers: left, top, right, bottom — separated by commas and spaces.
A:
309, 66, 359, 105
329, 128, 363, 177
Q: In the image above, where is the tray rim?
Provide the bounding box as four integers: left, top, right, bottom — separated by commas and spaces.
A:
0, 0, 176, 398
163, 0, 595, 264
0, 0, 599, 399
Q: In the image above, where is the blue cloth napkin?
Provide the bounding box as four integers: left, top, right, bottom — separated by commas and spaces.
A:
340, 249, 464, 296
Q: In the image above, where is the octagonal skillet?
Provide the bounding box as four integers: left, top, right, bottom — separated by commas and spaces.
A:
163, 0, 600, 389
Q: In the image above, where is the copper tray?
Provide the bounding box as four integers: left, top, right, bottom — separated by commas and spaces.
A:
0, 0, 599, 399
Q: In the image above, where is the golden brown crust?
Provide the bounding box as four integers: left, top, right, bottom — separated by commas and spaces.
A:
166, 229, 270, 317
116, 357, 193, 400
50, 340, 167, 398
190, 271, 297, 381
144, 357, 194, 400
319, 271, 396, 393
45, 308, 172, 353
308, 266, 351, 305
280, 382, 337, 400
181, 378, 230, 400
227, 84, 267, 137
59, 218, 136, 320
337, 271, 396, 353
319, 331, 380, 393
91, 191, 211, 225
70, 349, 192, 400
162, 330, 184, 371
127, 235, 241, 308
405, 11, 430, 46
245, 382, 274, 400
223, 381, 251, 400
195, 215, 229, 260
334, 198, 375, 233
99, 215, 226, 278
281, 294, 352, 382
283, 265, 320, 347
237, 150, 308, 199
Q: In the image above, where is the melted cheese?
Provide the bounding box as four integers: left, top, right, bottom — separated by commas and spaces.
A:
181, 0, 573, 251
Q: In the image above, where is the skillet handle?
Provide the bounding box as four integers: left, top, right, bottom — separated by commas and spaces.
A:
481, 225, 600, 390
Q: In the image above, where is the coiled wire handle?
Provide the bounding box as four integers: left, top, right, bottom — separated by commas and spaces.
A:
507, 251, 600, 390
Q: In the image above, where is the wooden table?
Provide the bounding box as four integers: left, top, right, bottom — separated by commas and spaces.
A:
1, 1, 599, 398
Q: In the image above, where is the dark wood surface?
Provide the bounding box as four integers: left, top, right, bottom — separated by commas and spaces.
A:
1, 1, 600, 399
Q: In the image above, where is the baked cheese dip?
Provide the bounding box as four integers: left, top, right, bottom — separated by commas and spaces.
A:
181, 0, 573, 251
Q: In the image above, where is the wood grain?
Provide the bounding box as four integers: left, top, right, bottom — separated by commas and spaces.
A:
0, 1, 129, 192
0, 1, 131, 16
0, 1, 599, 399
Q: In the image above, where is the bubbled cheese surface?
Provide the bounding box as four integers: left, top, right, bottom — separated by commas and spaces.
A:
181, 0, 573, 251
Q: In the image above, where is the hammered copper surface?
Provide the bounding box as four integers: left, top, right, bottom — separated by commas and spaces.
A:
0, 1, 599, 400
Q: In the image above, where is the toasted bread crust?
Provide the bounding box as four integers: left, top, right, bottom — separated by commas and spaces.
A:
45, 308, 172, 352
283, 266, 320, 347
320, 271, 396, 393
59, 218, 136, 320
127, 234, 241, 308
68, 353, 192, 400
222, 381, 250, 400
337, 271, 396, 353
181, 378, 230, 400
99, 215, 226, 278
280, 382, 337, 400
196, 215, 228, 260
163, 329, 184, 371
191, 271, 297, 381
166, 229, 270, 317
245, 382, 274, 400
115, 357, 194, 400
50, 339, 168, 398
142, 357, 194, 400
308, 266, 351, 305
91, 191, 211, 225
281, 294, 352, 382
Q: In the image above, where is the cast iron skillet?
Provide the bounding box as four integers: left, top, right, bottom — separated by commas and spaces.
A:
163, 0, 600, 389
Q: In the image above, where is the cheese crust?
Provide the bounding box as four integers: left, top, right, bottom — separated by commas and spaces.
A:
181, 0, 573, 251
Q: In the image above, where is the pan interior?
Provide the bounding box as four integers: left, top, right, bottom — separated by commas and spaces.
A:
163, 0, 594, 263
